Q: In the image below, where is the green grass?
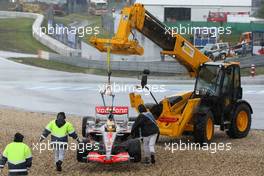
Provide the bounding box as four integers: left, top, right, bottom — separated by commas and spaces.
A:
54, 13, 101, 26
9, 57, 104, 74
0, 18, 53, 54
241, 66, 264, 76
52, 13, 110, 43
8, 57, 179, 77
85, 22, 112, 42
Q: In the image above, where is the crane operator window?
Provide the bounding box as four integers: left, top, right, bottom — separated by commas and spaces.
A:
195, 65, 222, 96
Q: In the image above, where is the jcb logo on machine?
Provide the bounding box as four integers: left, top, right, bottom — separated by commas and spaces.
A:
182, 42, 195, 58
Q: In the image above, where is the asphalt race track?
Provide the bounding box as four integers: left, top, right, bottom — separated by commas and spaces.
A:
0, 54, 263, 129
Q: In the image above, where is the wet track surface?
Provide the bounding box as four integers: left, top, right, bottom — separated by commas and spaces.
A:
0, 55, 263, 129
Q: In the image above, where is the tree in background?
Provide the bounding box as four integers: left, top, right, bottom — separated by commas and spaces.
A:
257, 0, 264, 18
0, 0, 11, 10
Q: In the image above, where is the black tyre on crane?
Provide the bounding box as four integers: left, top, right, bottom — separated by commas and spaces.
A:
193, 111, 215, 144
226, 103, 251, 138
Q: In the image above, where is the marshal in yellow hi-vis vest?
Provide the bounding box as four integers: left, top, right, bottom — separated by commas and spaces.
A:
40, 117, 79, 145
44, 120, 76, 143
39, 112, 79, 172
0, 133, 32, 176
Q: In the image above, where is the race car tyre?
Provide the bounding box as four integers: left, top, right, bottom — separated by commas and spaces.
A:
77, 141, 90, 163
82, 116, 95, 137
128, 139, 141, 162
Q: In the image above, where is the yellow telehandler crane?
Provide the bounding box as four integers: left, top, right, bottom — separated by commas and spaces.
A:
89, 4, 252, 144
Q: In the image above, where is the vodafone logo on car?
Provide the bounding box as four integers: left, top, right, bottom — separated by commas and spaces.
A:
95, 106, 129, 115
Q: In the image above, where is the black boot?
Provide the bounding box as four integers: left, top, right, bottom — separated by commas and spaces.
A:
56, 160, 62, 172
151, 154, 155, 164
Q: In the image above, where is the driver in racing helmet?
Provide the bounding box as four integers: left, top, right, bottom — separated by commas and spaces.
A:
106, 114, 116, 132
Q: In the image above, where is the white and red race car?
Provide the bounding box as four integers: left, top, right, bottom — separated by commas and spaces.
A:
77, 106, 141, 164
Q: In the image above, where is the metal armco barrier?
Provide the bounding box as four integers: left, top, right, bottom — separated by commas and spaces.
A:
39, 52, 187, 74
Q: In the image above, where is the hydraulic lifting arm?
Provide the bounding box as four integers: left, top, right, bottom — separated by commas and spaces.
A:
89, 3, 210, 77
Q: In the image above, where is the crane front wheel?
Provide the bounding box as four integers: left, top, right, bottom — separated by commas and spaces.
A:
194, 111, 214, 144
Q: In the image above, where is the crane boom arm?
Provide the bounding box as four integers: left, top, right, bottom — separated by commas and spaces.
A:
89, 4, 210, 77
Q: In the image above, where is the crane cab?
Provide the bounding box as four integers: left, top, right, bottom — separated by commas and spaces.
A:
194, 62, 242, 100
193, 62, 252, 139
